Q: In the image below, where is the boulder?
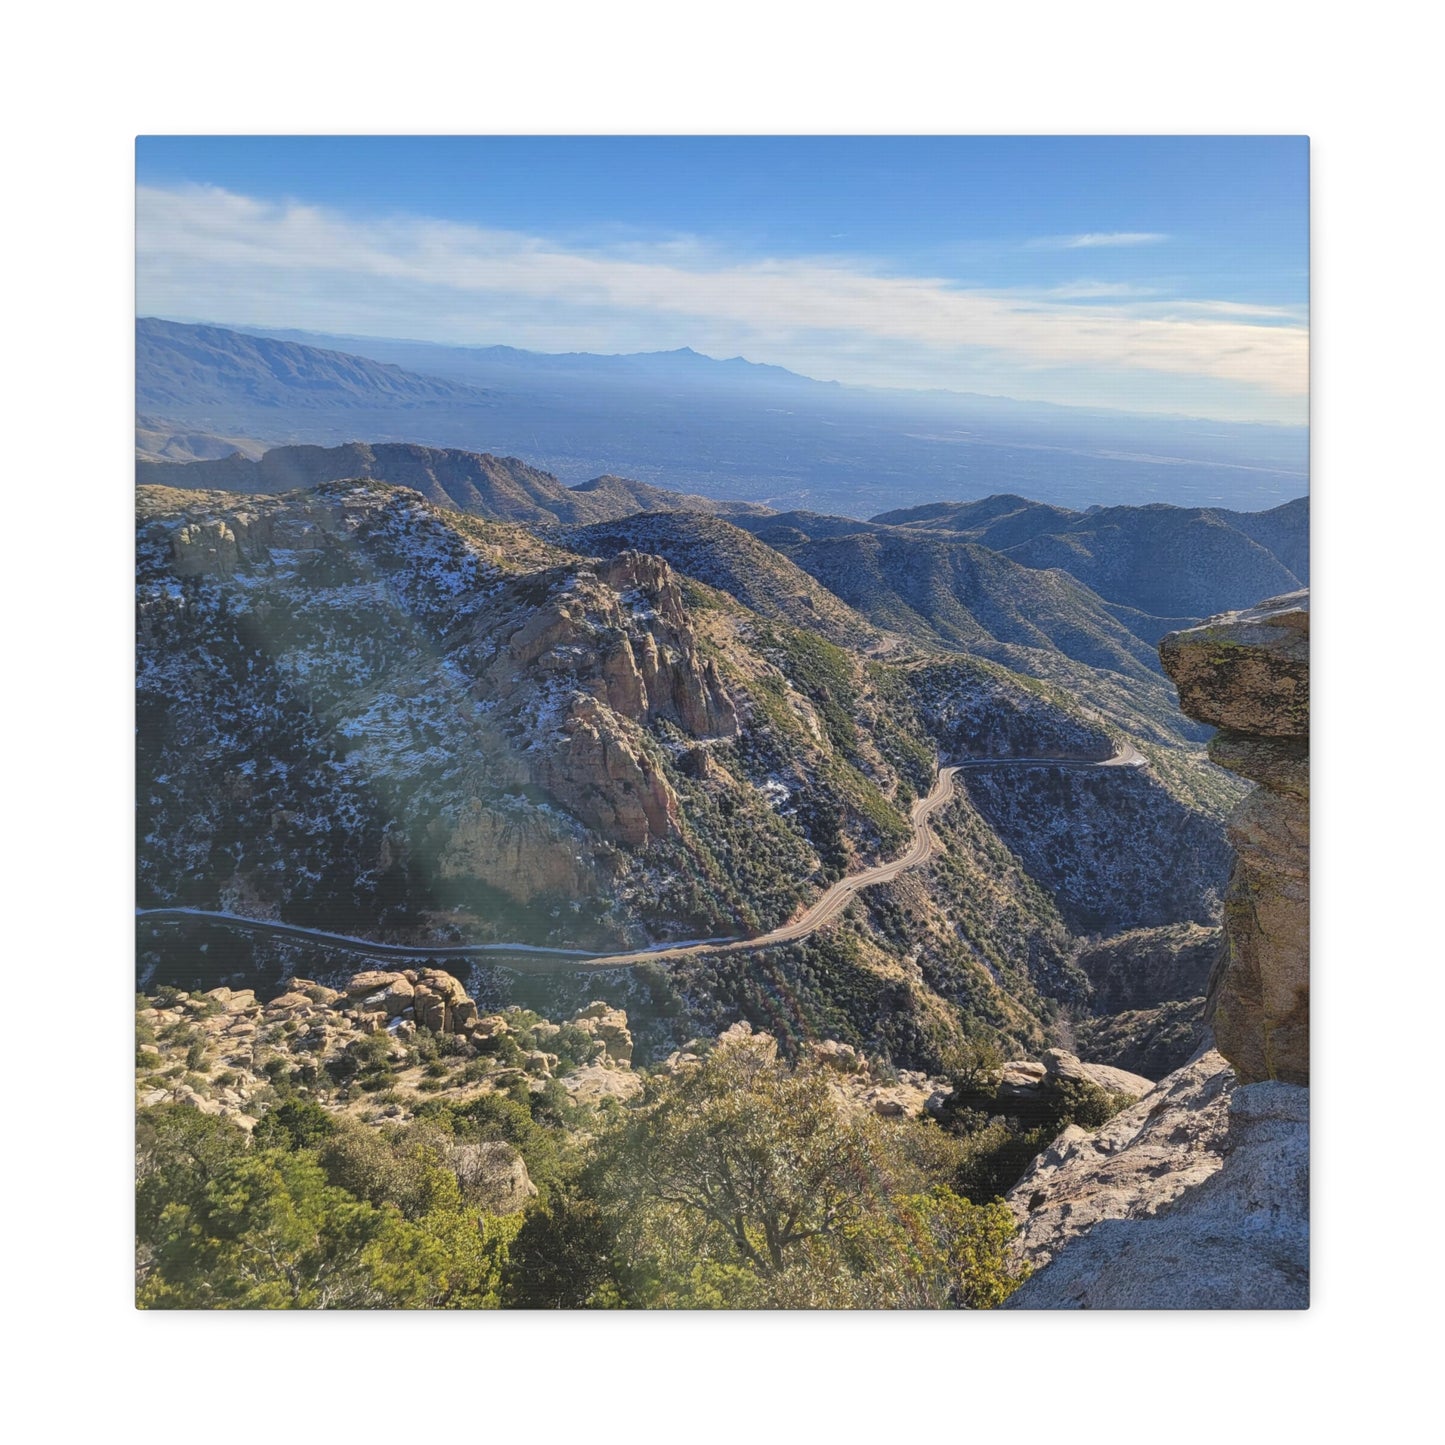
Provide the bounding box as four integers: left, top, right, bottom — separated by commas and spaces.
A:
1005, 1050, 1236, 1272
290, 978, 340, 1005
563, 1062, 645, 1104
1158, 591, 1308, 737
343, 970, 408, 1000
381, 978, 415, 1017
451, 1141, 539, 1214
412, 986, 448, 1033
997, 1060, 1047, 1099
807, 1039, 869, 1075
570, 1002, 633, 1065
1041, 1049, 1154, 1100
264, 991, 313, 1014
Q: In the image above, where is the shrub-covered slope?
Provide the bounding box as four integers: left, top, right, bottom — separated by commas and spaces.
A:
137, 479, 1234, 1071
555, 512, 884, 651
874, 493, 1306, 619
139, 483, 936, 952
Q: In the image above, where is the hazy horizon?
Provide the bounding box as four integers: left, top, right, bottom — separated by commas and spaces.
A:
136, 137, 1309, 427
140, 311, 1310, 435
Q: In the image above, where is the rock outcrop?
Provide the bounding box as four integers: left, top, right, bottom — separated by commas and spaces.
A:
1161, 589, 1309, 1085
489, 551, 739, 847
1004, 1057, 1308, 1309
135, 975, 641, 1127
1005, 1050, 1236, 1270
570, 1001, 634, 1065
660, 1023, 954, 1120
997, 1050, 1155, 1105
451, 1141, 539, 1214
1004, 588, 1310, 1308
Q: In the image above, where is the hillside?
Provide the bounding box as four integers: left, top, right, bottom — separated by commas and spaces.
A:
136, 413, 270, 464
138, 318, 493, 413
788, 529, 1166, 679
874, 494, 1307, 619
137, 442, 770, 531
555, 512, 885, 652
136, 480, 1233, 1071
566, 473, 771, 520
137, 442, 619, 527
731, 519, 1209, 745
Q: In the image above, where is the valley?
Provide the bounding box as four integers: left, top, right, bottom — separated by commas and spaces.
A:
135, 741, 1144, 972
135, 461, 1249, 1083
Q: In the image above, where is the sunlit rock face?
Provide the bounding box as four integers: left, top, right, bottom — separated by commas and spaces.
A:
1161, 590, 1309, 1085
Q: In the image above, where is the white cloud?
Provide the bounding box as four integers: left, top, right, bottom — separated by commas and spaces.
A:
1044, 231, 1171, 249
136, 185, 1307, 413
1037, 281, 1164, 300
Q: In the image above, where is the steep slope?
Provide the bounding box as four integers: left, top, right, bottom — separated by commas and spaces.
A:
555, 512, 884, 651
871, 494, 1078, 548
1001, 588, 1310, 1310
138, 318, 492, 413
1218, 496, 1310, 584
136, 480, 1234, 1075
136, 414, 270, 463
567, 473, 772, 521
136, 481, 933, 954
874, 494, 1306, 618
138, 443, 770, 530
138, 443, 618, 527
788, 529, 1166, 681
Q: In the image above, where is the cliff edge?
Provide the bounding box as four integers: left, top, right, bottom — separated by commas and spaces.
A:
1003, 589, 1309, 1308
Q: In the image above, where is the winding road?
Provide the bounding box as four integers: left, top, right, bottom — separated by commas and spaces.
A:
137, 744, 1144, 974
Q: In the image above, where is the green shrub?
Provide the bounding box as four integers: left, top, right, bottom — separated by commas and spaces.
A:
252, 1098, 338, 1152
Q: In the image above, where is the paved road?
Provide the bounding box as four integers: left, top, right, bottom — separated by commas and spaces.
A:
137, 744, 1144, 973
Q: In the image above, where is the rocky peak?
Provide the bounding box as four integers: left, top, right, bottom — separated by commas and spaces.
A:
480, 550, 739, 847
1159, 589, 1308, 738
597, 550, 689, 629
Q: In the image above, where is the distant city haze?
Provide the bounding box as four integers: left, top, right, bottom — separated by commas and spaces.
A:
136, 318, 1306, 516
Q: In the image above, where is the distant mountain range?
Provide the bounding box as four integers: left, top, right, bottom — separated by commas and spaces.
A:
136, 318, 1309, 516
137, 319, 492, 413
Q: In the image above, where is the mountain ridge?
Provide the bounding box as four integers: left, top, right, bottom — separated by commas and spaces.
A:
136, 318, 1309, 515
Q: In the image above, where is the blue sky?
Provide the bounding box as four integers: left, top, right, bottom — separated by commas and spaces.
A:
136, 136, 1308, 422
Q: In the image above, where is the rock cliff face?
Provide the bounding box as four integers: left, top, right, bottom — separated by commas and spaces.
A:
479, 551, 739, 847
1161, 590, 1309, 1084
1004, 1053, 1307, 1309
1002, 588, 1309, 1308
